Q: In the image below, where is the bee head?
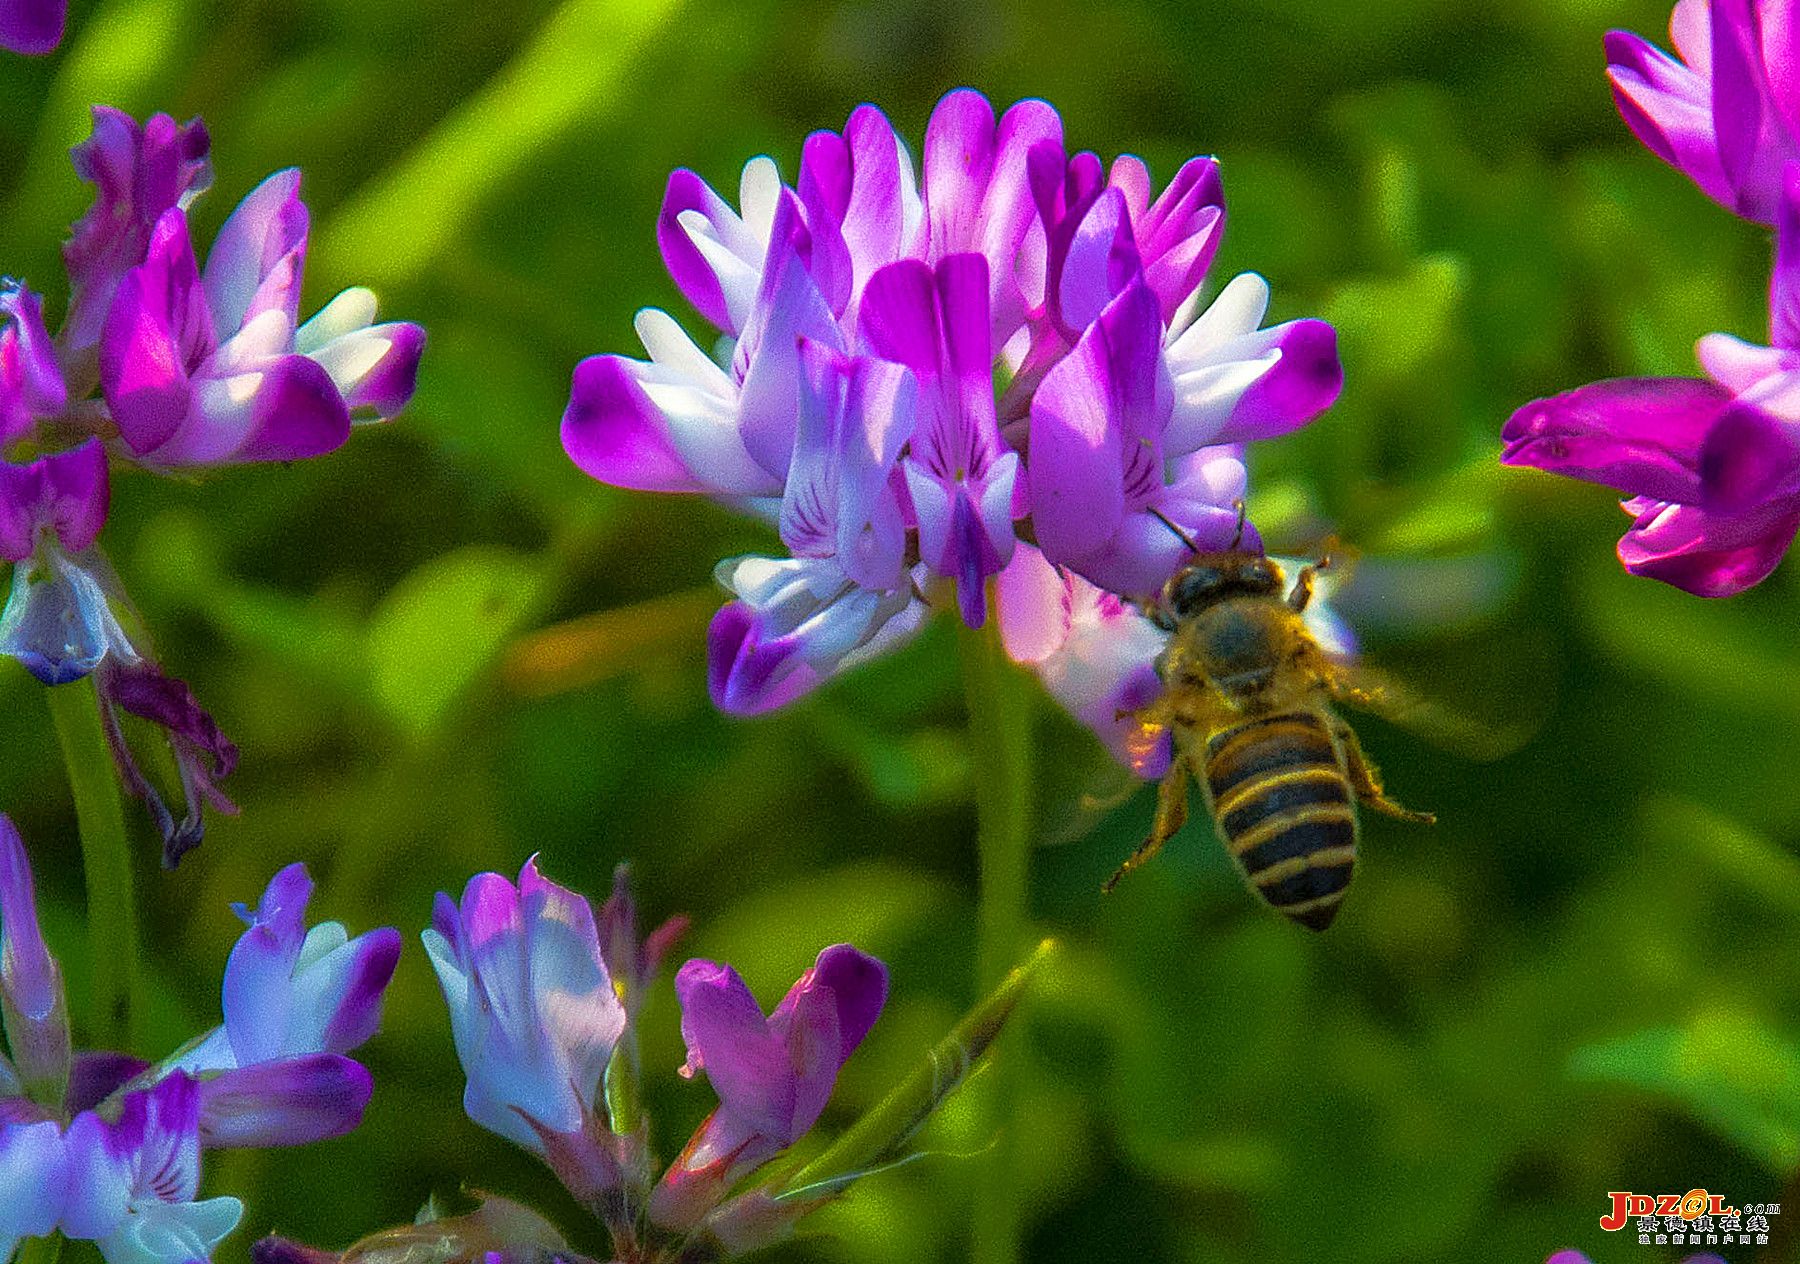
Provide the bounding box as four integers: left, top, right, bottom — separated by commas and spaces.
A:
1153, 554, 1285, 628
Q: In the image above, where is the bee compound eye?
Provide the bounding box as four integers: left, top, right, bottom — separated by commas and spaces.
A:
1170, 566, 1224, 615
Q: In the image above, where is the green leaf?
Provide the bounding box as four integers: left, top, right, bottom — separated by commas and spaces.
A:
1570, 1009, 1800, 1172
365, 546, 550, 739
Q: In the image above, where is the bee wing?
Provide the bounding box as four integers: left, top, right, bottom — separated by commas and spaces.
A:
1319, 660, 1531, 762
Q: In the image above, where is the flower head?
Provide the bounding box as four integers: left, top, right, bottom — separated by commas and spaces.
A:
1, 107, 426, 855
564, 88, 1338, 716
650, 944, 888, 1231
1503, 161, 1800, 595
423, 857, 628, 1201
62, 1074, 243, 1264
1607, 0, 1800, 222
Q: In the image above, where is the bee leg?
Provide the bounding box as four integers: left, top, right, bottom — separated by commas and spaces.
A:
1289, 555, 1330, 612
1334, 721, 1436, 825
1103, 759, 1191, 892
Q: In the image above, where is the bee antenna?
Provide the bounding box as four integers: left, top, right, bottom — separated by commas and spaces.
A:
1148, 507, 1202, 555
1229, 500, 1248, 552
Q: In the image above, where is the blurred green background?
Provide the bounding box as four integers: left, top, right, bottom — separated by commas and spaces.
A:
4, 0, 1800, 1261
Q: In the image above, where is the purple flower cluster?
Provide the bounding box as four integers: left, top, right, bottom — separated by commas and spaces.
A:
0, 815, 400, 1264
1505, 0, 1800, 595
563, 89, 1341, 731
1, 108, 424, 859
417, 859, 885, 1252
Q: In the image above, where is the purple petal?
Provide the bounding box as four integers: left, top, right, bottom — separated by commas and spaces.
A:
562, 353, 712, 493
924, 92, 1062, 342
0, 440, 110, 562
1605, 27, 1734, 211
1212, 318, 1343, 443
148, 352, 353, 467
1029, 281, 1166, 571
785, 943, 887, 1065
800, 104, 919, 317
1618, 494, 1800, 594
1709, 0, 1775, 216
203, 169, 309, 335
66, 1052, 151, 1115
660, 168, 762, 334
1500, 376, 1734, 502
733, 194, 849, 480
1773, 160, 1800, 349
1699, 400, 1800, 509
0, 815, 69, 1100
223, 864, 314, 1067
706, 600, 818, 715
781, 341, 911, 590
296, 289, 426, 420
63, 109, 212, 353
518, 857, 624, 1103
0, 0, 65, 54
1055, 187, 1141, 335
1119, 155, 1226, 326
0, 1119, 67, 1246
99, 209, 213, 458
301, 927, 402, 1056
674, 958, 792, 1141
197, 1054, 372, 1148
0, 284, 68, 442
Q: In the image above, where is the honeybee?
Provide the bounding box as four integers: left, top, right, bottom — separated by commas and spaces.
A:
1108, 536, 1434, 930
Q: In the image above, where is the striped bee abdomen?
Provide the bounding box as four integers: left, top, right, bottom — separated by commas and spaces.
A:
1203, 711, 1357, 931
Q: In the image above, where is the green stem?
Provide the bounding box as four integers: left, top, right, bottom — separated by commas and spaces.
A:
956, 603, 1034, 1264
45, 679, 141, 1051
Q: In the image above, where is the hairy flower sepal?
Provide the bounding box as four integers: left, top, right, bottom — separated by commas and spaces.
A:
648, 945, 888, 1233
691, 939, 1056, 1259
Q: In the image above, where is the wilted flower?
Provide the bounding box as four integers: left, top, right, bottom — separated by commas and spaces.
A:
0, 816, 398, 1263
649, 944, 888, 1231
0, 106, 424, 859
1504, 163, 1800, 595
0, 0, 64, 55
564, 87, 1339, 719
1606, 0, 1800, 223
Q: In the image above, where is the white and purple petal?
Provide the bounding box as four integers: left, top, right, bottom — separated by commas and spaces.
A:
196, 1054, 373, 1149
0, 1119, 67, 1261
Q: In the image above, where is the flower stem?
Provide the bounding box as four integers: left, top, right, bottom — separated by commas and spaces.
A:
45, 679, 141, 1051
956, 602, 1034, 1264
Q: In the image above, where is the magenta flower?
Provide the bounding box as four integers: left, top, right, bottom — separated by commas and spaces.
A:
1, 107, 425, 858
101, 171, 423, 468
649, 944, 887, 1232
1607, 0, 1800, 223
422, 858, 629, 1204
63, 108, 213, 357
1504, 163, 1800, 595
0, 0, 64, 54
564, 88, 1338, 719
